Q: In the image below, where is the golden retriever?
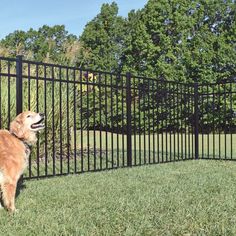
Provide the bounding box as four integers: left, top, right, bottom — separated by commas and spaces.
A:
0, 111, 44, 212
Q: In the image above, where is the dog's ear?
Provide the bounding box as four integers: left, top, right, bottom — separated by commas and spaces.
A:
10, 119, 24, 139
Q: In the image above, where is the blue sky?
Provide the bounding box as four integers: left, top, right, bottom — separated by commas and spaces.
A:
0, 0, 147, 39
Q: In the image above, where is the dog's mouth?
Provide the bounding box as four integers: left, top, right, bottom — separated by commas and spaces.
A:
31, 117, 45, 130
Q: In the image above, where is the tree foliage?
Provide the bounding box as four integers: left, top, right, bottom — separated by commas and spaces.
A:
122, 0, 236, 83
78, 2, 126, 72
1, 0, 235, 83
0, 25, 89, 66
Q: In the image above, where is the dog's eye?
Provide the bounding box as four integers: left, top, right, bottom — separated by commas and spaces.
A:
26, 115, 31, 118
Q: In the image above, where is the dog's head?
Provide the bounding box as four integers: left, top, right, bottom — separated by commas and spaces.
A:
10, 111, 45, 145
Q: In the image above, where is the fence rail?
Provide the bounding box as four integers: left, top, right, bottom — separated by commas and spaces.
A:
0, 56, 235, 179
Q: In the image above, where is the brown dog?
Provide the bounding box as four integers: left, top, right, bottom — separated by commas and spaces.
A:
0, 111, 44, 212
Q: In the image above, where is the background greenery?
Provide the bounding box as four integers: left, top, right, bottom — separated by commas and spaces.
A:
1, 0, 236, 82
0, 0, 235, 163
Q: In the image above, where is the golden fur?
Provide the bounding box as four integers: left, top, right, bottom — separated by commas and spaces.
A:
0, 111, 44, 212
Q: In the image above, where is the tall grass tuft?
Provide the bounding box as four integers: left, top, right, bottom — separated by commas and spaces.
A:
0, 61, 76, 161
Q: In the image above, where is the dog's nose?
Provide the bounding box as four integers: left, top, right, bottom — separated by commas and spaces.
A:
39, 112, 45, 117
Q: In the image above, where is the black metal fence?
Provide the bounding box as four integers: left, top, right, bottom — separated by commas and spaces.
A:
0, 56, 235, 179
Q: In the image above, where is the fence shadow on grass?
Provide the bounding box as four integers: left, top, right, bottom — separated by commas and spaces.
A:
16, 176, 27, 199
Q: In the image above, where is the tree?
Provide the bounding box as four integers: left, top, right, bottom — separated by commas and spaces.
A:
0, 25, 81, 65
79, 2, 126, 72
122, 0, 236, 83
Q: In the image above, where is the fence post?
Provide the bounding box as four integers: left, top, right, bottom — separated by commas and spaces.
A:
194, 80, 199, 160
126, 72, 132, 167
16, 55, 23, 115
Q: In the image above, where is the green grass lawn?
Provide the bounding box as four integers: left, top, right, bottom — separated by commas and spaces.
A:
2, 160, 236, 235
